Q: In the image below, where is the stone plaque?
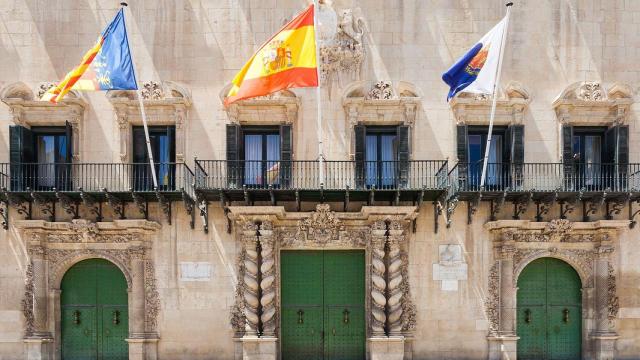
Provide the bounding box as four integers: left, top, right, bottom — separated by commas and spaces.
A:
432, 263, 468, 281
441, 280, 459, 291
179, 262, 212, 282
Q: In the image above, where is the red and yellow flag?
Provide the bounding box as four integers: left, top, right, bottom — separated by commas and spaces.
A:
225, 4, 318, 105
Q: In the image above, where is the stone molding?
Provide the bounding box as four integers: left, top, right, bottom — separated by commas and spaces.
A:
0, 81, 86, 161
227, 205, 418, 354
485, 219, 627, 359
449, 81, 531, 126
342, 81, 421, 127
552, 81, 633, 126
220, 88, 300, 126
107, 80, 191, 162
15, 219, 161, 359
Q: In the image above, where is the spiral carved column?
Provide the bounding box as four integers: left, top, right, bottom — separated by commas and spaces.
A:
241, 222, 260, 336
259, 221, 277, 337
370, 221, 387, 336
498, 246, 516, 336
386, 228, 404, 335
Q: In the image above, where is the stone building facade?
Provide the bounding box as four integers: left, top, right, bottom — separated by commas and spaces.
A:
0, 1, 639, 359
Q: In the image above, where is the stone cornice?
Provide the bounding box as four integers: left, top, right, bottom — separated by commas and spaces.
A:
221, 89, 301, 125
552, 81, 633, 126
484, 219, 630, 231
227, 205, 418, 224
342, 81, 421, 127
449, 81, 531, 125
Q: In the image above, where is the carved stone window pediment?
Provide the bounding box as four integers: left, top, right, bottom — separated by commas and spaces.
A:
342, 80, 421, 127
552, 81, 633, 125
449, 81, 531, 126
107, 81, 192, 162
220, 87, 300, 125
1, 81, 86, 161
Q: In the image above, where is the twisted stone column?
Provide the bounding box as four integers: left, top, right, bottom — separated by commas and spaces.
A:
129, 249, 146, 338
241, 223, 260, 336
259, 222, 277, 337
498, 246, 516, 336
386, 230, 404, 335
370, 222, 387, 336
29, 246, 50, 337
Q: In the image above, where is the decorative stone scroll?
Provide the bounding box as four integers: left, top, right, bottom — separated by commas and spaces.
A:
0, 81, 86, 161
552, 81, 633, 126
107, 80, 191, 162
222, 88, 300, 128
450, 81, 530, 126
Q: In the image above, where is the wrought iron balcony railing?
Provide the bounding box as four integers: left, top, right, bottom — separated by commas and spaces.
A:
0, 163, 195, 195
449, 162, 640, 193
195, 160, 449, 191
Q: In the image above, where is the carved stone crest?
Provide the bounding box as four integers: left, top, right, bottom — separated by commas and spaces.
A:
141, 81, 163, 100
318, 5, 365, 84
577, 81, 605, 101
297, 204, 342, 244
36, 82, 56, 99
367, 81, 394, 100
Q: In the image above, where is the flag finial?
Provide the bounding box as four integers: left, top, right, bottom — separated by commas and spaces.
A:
506, 2, 513, 6
120, 2, 128, 6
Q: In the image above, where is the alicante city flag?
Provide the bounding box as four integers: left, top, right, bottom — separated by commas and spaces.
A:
42, 8, 137, 103
442, 15, 509, 101
225, 4, 318, 105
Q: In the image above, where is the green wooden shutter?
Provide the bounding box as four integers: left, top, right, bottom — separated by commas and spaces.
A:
617, 125, 629, 190
510, 125, 525, 189
9, 125, 32, 191
456, 125, 468, 189
354, 125, 366, 189
280, 124, 292, 188
226, 124, 241, 188
562, 125, 574, 190
397, 125, 410, 188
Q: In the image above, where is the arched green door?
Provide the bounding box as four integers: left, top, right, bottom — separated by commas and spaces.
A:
61, 259, 128, 360
517, 258, 582, 360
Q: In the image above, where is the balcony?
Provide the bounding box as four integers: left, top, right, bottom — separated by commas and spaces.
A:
194, 160, 449, 205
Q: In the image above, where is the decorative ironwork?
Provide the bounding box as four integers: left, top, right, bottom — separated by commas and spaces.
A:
182, 190, 195, 229
0, 200, 7, 230
490, 189, 508, 221
535, 191, 558, 222
606, 194, 629, 220
103, 188, 125, 220
445, 195, 459, 228
31, 191, 55, 222
584, 192, 607, 222
467, 193, 481, 225
629, 200, 640, 229
80, 188, 102, 222
56, 191, 79, 219
560, 189, 583, 219
131, 190, 148, 219
155, 190, 171, 224
512, 191, 533, 220
196, 192, 209, 233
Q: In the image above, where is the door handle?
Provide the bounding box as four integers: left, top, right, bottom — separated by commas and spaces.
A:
297, 309, 304, 324
524, 309, 532, 323
112, 310, 120, 325
563, 308, 570, 323
72, 310, 81, 325
83, 328, 91, 337
343, 309, 350, 324
332, 327, 336, 336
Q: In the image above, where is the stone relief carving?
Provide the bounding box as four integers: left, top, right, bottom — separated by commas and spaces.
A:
367, 81, 394, 100
577, 81, 605, 101
230, 246, 248, 335
486, 262, 500, 335
500, 220, 603, 244
144, 261, 160, 331
141, 81, 164, 100
512, 248, 594, 288
607, 264, 619, 322
21, 263, 35, 337
259, 222, 277, 336
240, 223, 260, 335
369, 225, 386, 336
319, 6, 365, 84
387, 233, 404, 334
36, 82, 56, 99
296, 204, 342, 245
399, 250, 416, 332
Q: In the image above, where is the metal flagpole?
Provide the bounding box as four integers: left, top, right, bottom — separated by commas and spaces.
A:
479, 2, 513, 190
313, 0, 325, 186
121, 2, 159, 189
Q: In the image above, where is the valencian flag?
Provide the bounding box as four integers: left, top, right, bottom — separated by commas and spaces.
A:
42, 8, 137, 103
225, 4, 317, 105
442, 15, 509, 101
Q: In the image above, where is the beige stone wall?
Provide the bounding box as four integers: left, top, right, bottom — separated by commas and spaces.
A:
0, 1, 639, 359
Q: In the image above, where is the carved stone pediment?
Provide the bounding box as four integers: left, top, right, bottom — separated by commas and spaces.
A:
221, 88, 300, 125
342, 81, 421, 127
296, 204, 342, 244
1, 81, 86, 161
107, 81, 191, 162
449, 81, 531, 125
552, 81, 633, 125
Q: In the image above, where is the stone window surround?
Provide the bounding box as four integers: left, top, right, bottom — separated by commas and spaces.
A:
485, 219, 627, 360
552, 81, 633, 126
0, 82, 86, 161
342, 80, 421, 160
16, 219, 161, 360
107, 81, 192, 163
449, 81, 531, 126
227, 204, 418, 360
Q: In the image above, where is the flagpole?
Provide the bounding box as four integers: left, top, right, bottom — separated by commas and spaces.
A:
479, 2, 513, 190
313, 0, 325, 187
121, 2, 159, 190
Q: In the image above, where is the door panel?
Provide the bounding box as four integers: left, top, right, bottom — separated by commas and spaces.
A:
62, 307, 98, 359
281, 251, 365, 360
517, 258, 581, 360
101, 306, 129, 360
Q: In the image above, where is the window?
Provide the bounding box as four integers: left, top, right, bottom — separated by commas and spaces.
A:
132, 126, 175, 191
226, 124, 292, 189
355, 125, 409, 189
457, 124, 524, 191
10, 123, 73, 191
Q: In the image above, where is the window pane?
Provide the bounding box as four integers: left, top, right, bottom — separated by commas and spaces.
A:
266, 134, 280, 185
585, 136, 601, 186
380, 135, 396, 186
487, 135, 502, 186
244, 134, 263, 185
365, 135, 377, 186
36, 136, 55, 188
572, 136, 581, 161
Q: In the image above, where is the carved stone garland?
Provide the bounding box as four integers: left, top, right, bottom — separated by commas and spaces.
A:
21, 263, 35, 337
144, 261, 160, 331
486, 263, 500, 335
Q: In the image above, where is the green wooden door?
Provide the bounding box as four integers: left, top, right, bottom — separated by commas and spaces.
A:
517, 258, 581, 360
61, 259, 128, 360
281, 251, 365, 360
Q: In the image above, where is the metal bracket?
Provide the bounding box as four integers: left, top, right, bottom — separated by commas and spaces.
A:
445, 195, 459, 228
197, 192, 209, 234
295, 190, 301, 212
467, 193, 481, 225
243, 185, 251, 206
629, 199, 640, 228
490, 188, 508, 221
80, 188, 102, 222
394, 189, 401, 206
56, 191, 79, 219
156, 191, 171, 225
512, 191, 533, 220
583, 191, 607, 222
0, 192, 8, 230
181, 190, 195, 229
268, 185, 276, 206
606, 193, 630, 220
368, 185, 375, 206
219, 192, 231, 234
434, 193, 446, 234
535, 191, 558, 222
560, 189, 583, 219
344, 185, 350, 212
31, 191, 55, 222
131, 190, 149, 219
416, 187, 425, 208
4, 190, 30, 220
103, 188, 125, 220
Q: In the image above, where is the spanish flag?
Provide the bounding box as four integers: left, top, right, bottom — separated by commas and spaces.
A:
225, 4, 318, 105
